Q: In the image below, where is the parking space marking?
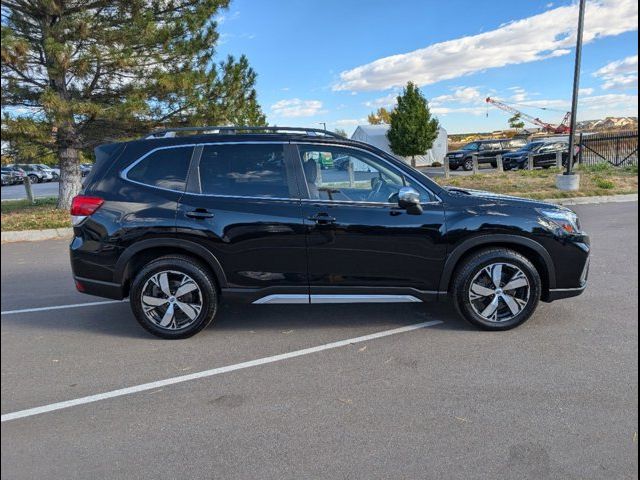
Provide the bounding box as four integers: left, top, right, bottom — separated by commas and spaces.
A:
1, 300, 128, 316
1, 320, 442, 423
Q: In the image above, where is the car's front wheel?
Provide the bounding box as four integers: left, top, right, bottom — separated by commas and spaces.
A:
130, 255, 218, 339
452, 248, 541, 330
463, 158, 473, 171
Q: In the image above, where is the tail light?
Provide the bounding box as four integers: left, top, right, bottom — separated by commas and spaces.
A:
70, 195, 104, 225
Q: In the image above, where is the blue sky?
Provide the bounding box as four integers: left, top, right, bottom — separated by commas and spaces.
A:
216, 0, 638, 134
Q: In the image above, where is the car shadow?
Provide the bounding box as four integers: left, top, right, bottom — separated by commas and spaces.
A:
1, 300, 474, 340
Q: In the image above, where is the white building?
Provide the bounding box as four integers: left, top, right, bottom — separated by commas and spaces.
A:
351, 124, 448, 166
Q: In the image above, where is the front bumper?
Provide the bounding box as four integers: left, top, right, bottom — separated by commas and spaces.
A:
545, 251, 590, 302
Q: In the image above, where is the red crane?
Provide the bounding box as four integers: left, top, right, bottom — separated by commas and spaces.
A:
485, 97, 571, 134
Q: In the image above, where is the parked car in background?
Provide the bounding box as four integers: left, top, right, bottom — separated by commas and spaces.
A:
8, 164, 52, 183
80, 163, 94, 176
69, 126, 589, 339
502, 141, 569, 171
1, 167, 26, 184
1, 173, 10, 187
446, 138, 527, 171
34, 164, 58, 181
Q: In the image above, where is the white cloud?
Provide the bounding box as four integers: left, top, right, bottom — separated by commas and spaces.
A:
579, 88, 595, 96
334, 0, 638, 92
432, 86, 484, 106
364, 93, 398, 108
593, 55, 638, 90
270, 99, 325, 118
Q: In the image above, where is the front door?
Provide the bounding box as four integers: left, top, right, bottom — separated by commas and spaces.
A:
293, 143, 448, 301
176, 142, 308, 302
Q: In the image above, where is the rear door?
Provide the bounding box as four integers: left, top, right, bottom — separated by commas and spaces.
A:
176, 142, 308, 301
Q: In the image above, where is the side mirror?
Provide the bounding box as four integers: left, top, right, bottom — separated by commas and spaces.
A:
398, 186, 423, 215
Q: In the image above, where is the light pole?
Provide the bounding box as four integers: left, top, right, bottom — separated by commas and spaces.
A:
557, 0, 585, 191
319, 122, 327, 131
566, 0, 586, 176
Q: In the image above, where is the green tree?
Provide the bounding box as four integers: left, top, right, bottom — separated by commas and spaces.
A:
387, 82, 439, 167
334, 128, 348, 138
1, 1, 266, 209
367, 107, 392, 125
508, 113, 525, 131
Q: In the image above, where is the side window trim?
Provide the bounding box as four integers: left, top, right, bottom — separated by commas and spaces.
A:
291, 142, 441, 205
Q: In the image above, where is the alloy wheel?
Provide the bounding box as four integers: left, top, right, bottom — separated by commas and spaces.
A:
468, 263, 530, 323
140, 270, 203, 330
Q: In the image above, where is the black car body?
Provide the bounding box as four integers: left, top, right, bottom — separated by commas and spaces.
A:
446, 138, 527, 171
70, 127, 590, 338
502, 140, 569, 170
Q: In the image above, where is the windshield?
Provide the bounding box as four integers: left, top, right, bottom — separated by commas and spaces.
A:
461, 142, 479, 151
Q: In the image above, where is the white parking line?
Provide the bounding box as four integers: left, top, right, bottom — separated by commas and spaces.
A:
1, 320, 442, 423
1, 300, 128, 316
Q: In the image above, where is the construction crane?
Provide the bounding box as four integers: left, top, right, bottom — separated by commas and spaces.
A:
485, 97, 571, 134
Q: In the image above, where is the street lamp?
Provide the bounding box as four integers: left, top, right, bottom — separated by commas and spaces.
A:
558, 0, 586, 191
318, 122, 327, 131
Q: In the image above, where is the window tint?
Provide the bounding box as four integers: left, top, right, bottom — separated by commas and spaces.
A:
127, 147, 192, 191
298, 145, 432, 204
198, 144, 291, 198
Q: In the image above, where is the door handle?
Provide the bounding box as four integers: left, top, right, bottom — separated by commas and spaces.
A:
308, 213, 336, 225
185, 209, 214, 219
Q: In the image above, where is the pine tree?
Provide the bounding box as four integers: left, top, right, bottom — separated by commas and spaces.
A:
387, 82, 439, 167
1, 1, 266, 209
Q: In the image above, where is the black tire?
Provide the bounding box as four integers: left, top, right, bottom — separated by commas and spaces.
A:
452, 248, 542, 331
491, 162, 497, 168
129, 255, 218, 339
463, 158, 473, 171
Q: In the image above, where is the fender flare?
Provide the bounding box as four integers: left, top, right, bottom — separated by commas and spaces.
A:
438, 234, 556, 292
114, 238, 228, 288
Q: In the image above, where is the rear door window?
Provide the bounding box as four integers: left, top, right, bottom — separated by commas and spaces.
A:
127, 147, 193, 191
197, 143, 295, 199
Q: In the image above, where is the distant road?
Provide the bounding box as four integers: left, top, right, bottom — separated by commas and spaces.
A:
1, 182, 59, 201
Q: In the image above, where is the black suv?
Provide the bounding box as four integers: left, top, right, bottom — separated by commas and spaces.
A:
70, 127, 590, 339
502, 140, 569, 171
446, 138, 527, 171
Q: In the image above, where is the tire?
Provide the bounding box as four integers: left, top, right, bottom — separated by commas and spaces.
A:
463, 158, 473, 171
129, 255, 219, 339
491, 162, 497, 168
452, 248, 542, 331
28, 174, 40, 184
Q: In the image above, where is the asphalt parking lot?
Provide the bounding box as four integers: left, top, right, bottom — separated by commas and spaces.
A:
1, 202, 638, 480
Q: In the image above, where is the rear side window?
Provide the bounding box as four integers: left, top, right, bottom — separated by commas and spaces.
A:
126, 147, 192, 191
198, 144, 292, 198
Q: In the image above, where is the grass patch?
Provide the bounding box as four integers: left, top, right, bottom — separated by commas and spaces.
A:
1, 197, 71, 232
434, 166, 638, 200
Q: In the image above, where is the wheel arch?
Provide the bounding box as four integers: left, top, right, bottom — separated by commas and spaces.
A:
114, 238, 228, 295
440, 235, 556, 297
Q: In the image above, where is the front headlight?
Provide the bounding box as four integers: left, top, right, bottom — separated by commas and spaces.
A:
536, 208, 581, 234
454, 153, 464, 158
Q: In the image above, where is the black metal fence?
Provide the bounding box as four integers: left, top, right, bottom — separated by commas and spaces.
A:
578, 130, 638, 167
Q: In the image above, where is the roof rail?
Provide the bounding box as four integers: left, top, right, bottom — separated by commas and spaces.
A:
144, 126, 344, 140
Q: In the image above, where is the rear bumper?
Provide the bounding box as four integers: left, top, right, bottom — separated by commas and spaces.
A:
74, 276, 125, 300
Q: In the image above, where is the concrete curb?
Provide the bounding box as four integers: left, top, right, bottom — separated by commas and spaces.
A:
1, 228, 73, 244
545, 193, 638, 206
1, 194, 637, 244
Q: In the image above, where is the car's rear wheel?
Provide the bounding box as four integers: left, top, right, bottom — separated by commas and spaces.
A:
452, 249, 541, 330
130, 255, 218, 339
